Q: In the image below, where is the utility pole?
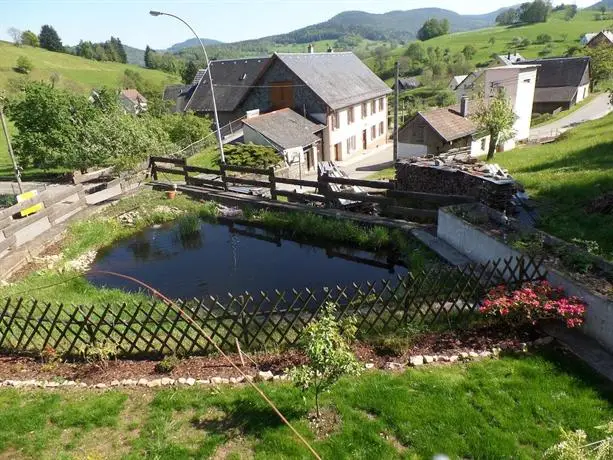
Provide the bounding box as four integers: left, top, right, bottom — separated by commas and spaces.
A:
393, 61, 400, 163
0, 105, 23, 194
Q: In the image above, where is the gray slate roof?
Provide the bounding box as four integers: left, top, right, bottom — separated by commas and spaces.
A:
182, 57, 270, 113
532, 86, 578, 103
163, 84, 192, 113
274, 52, 392, 110
243, 108, 324, 150
521, 57, 590, 89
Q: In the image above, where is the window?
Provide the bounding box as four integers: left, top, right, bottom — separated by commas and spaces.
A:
379, 122, 384, 136
481, 138, 487, 151
361, 103, 368, 119
348, 107, 355, 124
332, 112, 340, 130
371, 125, 376, 139
379, 98, 384, 112
371, 100, 376, 114
346, 136, 356, 153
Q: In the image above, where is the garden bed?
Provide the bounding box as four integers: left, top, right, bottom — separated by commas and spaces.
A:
0, 323, 543, 384
438, 203, 613, 353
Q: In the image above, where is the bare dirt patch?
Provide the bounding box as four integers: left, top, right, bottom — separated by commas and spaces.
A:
308, 406, 342, 440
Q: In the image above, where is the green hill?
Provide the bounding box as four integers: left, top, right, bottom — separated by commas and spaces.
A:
0, 41, 178, 95
374, 9, 608, 77
0, 41, 180, 180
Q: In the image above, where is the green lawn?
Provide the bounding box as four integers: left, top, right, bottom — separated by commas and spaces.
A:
374, 10, 608, 77
0, 352, 611, 459
0, 41, 177, 95
496, 113, 613, 258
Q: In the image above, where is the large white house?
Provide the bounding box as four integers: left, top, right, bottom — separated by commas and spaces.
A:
484, 65, 539, 150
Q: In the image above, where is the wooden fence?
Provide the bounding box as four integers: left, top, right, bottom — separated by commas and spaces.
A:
0, 256, 547, 358
149, 157, 476, 223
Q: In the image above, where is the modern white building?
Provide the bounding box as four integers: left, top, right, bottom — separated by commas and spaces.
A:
484, 65, 539, 150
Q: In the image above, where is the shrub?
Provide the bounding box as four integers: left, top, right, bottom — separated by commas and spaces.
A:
288, 303, 362, 418
155, 355, 180, 374
216, 143, 282, 169
177, 214, 200, 237
544, 421, 613, 459
480, 281, 586, 328
536, 33, 552, 44
15, 56, 33, 74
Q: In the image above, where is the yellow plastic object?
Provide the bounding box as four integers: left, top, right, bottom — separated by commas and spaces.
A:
16, 190, 43, 217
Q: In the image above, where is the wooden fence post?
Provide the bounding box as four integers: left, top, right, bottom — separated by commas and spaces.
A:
269, 167, 277, 200
150, 158, 158, 181
220, 163, 228, 191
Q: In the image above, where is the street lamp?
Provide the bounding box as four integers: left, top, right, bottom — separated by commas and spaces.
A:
149, 10, 225, 163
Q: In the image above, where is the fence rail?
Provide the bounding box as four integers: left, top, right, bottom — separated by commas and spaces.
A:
149, 156, 476, 222
0, 256, 547, 358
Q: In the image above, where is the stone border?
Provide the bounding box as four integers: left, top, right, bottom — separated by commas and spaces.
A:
0, 337, 554, 390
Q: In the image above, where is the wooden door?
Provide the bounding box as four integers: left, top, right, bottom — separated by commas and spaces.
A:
270, 81, 294, 110
334, 143, 341, 161
362, 130, 367, 149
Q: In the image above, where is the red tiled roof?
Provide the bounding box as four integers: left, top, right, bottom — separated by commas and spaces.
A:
121, 89, 147, 103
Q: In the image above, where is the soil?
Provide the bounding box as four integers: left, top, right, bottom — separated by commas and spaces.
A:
0, 324, 542, 384
308, 406, 342, 439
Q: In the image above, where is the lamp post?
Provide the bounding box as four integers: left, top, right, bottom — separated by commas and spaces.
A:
149, 10, 225, 163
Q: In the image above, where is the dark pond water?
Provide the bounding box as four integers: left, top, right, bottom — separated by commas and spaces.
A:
87, 220, 408, 299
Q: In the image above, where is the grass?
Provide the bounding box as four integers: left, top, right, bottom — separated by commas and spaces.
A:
0, 41, 177, 95
367, 167, 395, 180
0, 190, 433, 306
495, 113, 613, 258
374, 9, 610, 77
0, 352, 612, 458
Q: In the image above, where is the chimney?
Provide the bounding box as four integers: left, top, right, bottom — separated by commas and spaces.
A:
460, 96, 469, 118
307, 44, 314, 54
246, 109, 260, 119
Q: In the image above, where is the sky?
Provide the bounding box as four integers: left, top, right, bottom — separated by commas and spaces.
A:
0, 0, 595, 50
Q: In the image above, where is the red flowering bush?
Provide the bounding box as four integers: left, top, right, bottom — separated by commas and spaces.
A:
480, 281, 586, 328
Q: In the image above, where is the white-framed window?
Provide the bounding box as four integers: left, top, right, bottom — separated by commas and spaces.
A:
379, 98, 384, 112
348, 107, 355, 124
379, 122, 384, 136
371, 125, 376, 140
371, 100, 376, 114
361, 102, 368, 119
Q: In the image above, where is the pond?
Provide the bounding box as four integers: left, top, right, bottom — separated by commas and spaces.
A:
87, 220, 409, 299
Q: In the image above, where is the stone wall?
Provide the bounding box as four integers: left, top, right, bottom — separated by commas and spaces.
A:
395, 160, 515, 211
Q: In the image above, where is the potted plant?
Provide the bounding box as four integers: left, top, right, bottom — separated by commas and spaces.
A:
166, 184, 177, 200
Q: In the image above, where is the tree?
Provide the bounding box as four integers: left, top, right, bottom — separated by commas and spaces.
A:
404, 42, 425, 62
49, 72, 60, 88
519, 1, 552, 24
288, 304, 362, 418
488, 37, 497, 46
536, 33, 552, 44
7, 27, 22, 45
38, 25, 63, 52
7, 82, 171, 172
144, 45, 153, 68
539, 44, 554, 57
462, 45, 477, 60
417, 19, 450, 41
162, 112, 212, 144
565, 4, 578, 21
520, 38, 532, 48
20, 30, 39, 47
181, 60, 199, 84
15, 56, 33, 74
585, 45, 613, 85
496, 8, 519, 25
473, 90, 517, 160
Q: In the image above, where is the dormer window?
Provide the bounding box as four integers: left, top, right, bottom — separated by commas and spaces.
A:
240, 73, 247, 81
